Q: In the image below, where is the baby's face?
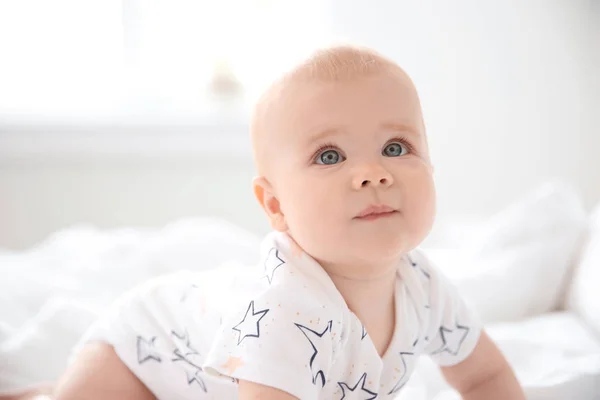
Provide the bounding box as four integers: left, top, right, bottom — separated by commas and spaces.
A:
263, 71, 436, 273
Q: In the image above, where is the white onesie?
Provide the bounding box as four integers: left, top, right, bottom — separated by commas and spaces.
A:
73, 231, 481, 399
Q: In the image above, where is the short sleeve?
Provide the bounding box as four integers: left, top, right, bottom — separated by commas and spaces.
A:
412, 250, 482, 367
202, 287, 338, 399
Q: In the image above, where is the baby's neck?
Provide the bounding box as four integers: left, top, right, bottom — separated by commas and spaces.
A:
329, 268, 396, 312
323, 260, 398, 356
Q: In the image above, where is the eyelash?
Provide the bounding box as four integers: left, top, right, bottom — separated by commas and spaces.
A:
311, 142, 342, 163
310, 136, 415, 163
387, 136, 415, 154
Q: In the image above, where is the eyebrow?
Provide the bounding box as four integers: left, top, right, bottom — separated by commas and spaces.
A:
307, 127, 343, 144
307, 122, 420, 144
380, 122, 421, 137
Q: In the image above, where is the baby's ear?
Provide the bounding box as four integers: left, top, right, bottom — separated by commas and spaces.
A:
252, 177, 288, 232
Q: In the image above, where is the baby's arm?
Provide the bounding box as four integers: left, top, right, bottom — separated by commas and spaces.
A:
440, 330, 525, 400
238, 380, 298, 400
53, 342, 156, 400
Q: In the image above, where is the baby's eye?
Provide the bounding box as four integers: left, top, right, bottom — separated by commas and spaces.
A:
316, 149, 345, 165
382, 142, 408, 157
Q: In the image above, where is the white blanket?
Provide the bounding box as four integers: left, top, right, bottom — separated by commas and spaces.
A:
1, 219, 599, 398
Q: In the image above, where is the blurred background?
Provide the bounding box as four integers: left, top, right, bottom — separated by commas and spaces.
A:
0, 0, 598, 249
1, 2, 600, 396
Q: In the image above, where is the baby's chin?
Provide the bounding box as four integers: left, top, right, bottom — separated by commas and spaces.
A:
357, 234, 414, 259
290, 222, 425, 267
323, 231, 417, 267
354, 220, 420, 244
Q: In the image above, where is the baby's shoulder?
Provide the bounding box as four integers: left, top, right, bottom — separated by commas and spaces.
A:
223, 271, 345, 329
202, 266, 346, 399
403, 247, 439, 282
398, 247, 449, 310
223, 238, 346, 320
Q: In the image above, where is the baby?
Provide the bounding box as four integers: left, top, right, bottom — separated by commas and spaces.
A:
54, 46, 524, 399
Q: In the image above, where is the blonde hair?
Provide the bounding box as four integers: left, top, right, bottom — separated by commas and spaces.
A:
286, 45, 400, 81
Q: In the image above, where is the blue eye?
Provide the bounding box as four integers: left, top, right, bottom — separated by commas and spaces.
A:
316, 149, 344, 165
383, 142, 408, 157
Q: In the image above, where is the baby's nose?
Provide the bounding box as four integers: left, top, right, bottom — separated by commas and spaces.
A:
352, 164, 394, 190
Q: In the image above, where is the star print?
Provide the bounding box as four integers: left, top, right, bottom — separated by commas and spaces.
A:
233, 301, 270, 344
137, 335, 162, 364
430, 323, 470, 356
407, 254, 430, 280
185, 367, 208, 392
338, 372, 378, 399
171, 329, 199, 359
222, 355, 245, 375
172, 350, 203, 370
264, 248, 285, 284
407, 254, 431, 308
295, 320, 333, 387
171, 337, 207, 393
407, 254, 417, 267
361, 325, 368, 340
387, 352, 415, 395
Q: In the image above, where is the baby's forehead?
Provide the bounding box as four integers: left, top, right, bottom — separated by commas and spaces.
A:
250, 46, 421, 173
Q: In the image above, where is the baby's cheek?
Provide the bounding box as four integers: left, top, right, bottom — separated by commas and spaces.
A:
282, 192, 318, 233
292, 197, 333, 233
287, 200, 339, 255
406, 174, 436, 235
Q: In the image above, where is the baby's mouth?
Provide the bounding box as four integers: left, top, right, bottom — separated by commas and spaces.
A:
354, 204, 398, 221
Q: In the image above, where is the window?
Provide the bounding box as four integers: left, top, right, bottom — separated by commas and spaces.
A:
0, 0, 329, 124
0, 0, 124, 121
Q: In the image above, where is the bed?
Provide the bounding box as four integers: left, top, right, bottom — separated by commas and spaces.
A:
1, 182, 599, 399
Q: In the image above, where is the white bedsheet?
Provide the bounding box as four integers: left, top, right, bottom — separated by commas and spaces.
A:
1, 219, 599, 398
398, 313, 600, 399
